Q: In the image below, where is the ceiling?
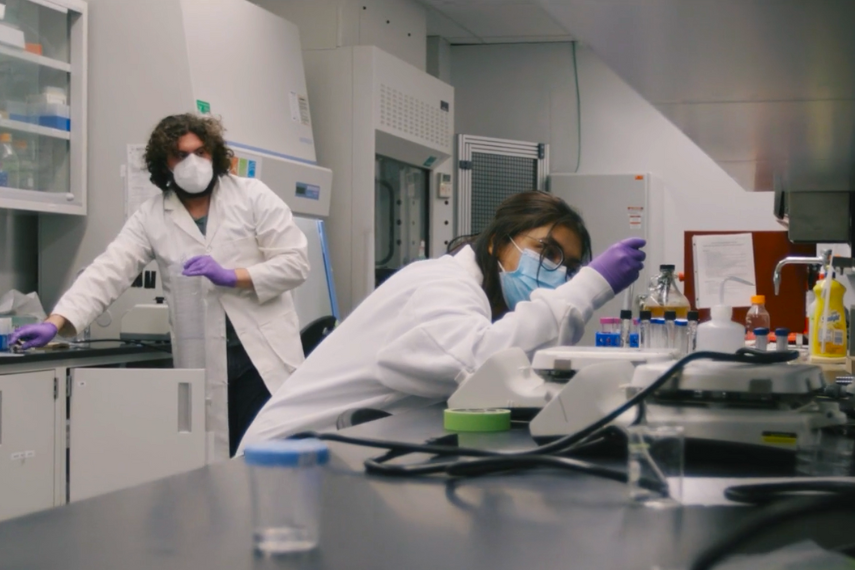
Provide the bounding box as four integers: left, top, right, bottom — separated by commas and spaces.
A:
421, 0, 573, 44
424, 0, 855, 194
536, 0, 855, 193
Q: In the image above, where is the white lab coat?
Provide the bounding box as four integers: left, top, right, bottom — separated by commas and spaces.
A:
238, 245, 613, 451
53, 174, 310, 460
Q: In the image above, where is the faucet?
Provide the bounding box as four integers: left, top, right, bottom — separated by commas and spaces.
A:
773, 249, 832, 295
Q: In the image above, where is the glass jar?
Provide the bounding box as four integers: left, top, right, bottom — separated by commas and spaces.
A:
643, 265, 691, 319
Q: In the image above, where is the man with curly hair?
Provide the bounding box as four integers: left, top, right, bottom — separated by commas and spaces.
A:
12, 114, 310, 459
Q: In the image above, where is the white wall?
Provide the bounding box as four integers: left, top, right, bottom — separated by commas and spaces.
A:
573, 45, 781, 267
452, 43, 579, 173
0, 211, 37, 294
450, 43, 782, 268
251, 0, 427, 70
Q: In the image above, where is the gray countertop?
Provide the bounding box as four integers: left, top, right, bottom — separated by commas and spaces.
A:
0, 408, 844, 570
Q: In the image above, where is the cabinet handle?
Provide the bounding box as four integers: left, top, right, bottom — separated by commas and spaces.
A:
178, 383, 191, 433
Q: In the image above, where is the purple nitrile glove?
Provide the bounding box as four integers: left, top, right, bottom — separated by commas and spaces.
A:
10, 322, 58, 350
183, 255, 238, 287
588, 238, 647, 294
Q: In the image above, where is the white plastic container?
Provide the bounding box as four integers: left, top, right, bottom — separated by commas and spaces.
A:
695, 305, 744, 353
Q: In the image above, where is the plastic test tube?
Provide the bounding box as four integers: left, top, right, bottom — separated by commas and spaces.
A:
664, 311, 677, 350
754, 327, 769, 351
640, 310, 652, 349
651, 318, 666, 349
620, 310, 632, 348
675, 319, 688, 355
687, 310, 699, 353
775, 328, 790, 352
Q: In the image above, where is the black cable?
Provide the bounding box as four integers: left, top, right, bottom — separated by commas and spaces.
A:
291, 349, 799, 480
724, 480, 855, 505
691, 491, 855, 570
67, 338, 173, 354
572, 40, 582, 173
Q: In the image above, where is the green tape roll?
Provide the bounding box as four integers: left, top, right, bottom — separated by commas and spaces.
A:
443, 408, 511, 433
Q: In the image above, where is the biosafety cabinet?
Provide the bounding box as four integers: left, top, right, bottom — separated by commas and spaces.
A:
304, 46, 455, 316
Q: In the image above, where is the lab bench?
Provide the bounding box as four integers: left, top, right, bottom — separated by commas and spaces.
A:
0, 343, 206, 523
0, 407, 845, 570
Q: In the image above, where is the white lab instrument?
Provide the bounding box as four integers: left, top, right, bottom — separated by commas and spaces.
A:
529, 360, 641, 439
531, 346, 677, 381
529, 356, 845, 454
449, 346, 676, 411
119, 301, 170, 341
629, 360, 845, 451
303, 45, 455, 316
448, 348, 562, 411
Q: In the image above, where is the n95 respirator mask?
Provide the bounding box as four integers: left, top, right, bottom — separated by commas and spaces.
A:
172, 153, 214, 194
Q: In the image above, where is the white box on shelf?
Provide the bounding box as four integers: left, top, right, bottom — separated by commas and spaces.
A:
0, 22, 24, 49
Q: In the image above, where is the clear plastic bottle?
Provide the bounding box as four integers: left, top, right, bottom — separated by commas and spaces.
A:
664, 310, 677, 349
0, 133, 21, 189
675, 319, 689, 355
13, 139, 35, 190
687, 310, 699, 353
745, 295, 771, 340
639, 310, 652, 349
643, 264, 691, 319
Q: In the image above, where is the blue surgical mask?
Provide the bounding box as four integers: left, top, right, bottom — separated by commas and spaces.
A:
499, 240, 567, 310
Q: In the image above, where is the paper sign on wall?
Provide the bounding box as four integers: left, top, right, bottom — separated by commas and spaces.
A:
124, 144, 160, 221
692, 233, 757, 309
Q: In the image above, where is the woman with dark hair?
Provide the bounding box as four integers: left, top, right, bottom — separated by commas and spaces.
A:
12, 114, 310, 459
239, 191, 644, 449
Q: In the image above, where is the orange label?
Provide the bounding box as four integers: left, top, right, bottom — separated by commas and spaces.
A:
635, 175, 644, 180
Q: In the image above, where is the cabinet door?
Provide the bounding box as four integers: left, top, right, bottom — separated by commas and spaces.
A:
0, 0, 88, 215
0, 370, 56, 522
69, 368, 205, 502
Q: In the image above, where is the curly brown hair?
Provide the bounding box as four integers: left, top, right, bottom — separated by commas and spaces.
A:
144, 114, 234, 192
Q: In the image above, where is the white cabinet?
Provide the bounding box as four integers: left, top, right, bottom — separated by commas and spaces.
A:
0, 0, 87, 214
0, 369, 57, 522
69, 368, 206, 502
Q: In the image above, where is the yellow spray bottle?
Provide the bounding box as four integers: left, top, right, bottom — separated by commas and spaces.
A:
811, 272, 847, 358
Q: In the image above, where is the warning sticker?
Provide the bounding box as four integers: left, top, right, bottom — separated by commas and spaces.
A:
761, 431, 798, 446
289, 92, 311, 126
628, 206, 644, 230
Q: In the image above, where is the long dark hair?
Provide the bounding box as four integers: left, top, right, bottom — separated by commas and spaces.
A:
144, 114, 234, 192
448, 191, 592, 321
